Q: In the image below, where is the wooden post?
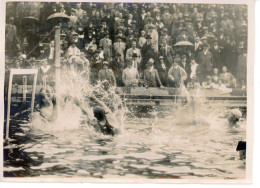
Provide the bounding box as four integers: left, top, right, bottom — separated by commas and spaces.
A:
54, 25, 61, 117
6, 69, 13, 139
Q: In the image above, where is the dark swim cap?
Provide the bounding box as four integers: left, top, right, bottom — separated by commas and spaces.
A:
93, 106, 106, 120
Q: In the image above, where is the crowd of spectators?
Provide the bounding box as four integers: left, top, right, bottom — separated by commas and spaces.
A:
5, 2, 248, 89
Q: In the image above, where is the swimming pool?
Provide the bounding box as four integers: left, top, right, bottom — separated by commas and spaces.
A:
3, 104, 246, 180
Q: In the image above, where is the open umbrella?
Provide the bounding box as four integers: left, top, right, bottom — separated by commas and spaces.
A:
174, 41, 194, 47
22, 16, 40, 25
47, 12, 70, 24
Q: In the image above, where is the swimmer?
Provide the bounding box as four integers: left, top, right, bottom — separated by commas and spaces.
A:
35, 86, 57, 122
74, 94, 120, 136
227, 108, 242, 127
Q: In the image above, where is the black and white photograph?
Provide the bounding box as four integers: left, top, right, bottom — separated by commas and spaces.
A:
1, 0, 254, 183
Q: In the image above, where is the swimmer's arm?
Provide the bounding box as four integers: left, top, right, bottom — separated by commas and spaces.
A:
90, 95, 112, 114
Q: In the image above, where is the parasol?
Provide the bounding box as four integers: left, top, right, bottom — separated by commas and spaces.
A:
47, 12, 70, 25
22, 16, 40, 25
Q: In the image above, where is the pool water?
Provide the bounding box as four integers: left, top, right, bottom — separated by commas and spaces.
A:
3, 103, 246, 180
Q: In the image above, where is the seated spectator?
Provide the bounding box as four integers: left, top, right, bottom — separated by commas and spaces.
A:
211, 68, 219, 84
202, 76, 216, 89
215, 79, 232, 94
167, 59, 187, 88
98, 61, 116, 87
144, 59, 164, 88
189, 56, 200, 81
219, 66, 236, 88
122, 60, 139, 87
187, 76, 201, 89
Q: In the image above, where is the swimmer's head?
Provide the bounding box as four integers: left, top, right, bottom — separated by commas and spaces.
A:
93, 106, 106, 121
228, 108, 242, 124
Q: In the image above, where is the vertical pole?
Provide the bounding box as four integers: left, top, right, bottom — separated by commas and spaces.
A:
54, 25, 61, 117
22, 76, 27, 102
30, 71, 38, 122
6, 69, 13, 140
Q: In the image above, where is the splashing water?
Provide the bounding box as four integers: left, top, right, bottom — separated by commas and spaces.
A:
4, 73, 246, 179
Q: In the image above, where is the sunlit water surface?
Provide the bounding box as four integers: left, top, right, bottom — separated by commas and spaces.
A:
4, 104, 246, 180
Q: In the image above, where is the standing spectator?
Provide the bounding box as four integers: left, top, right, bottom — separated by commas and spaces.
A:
196, 43, 213, 82
122, 60, 139, 87
126, 40, 142, 64
44, 40, 55, 64
98, 61, 116, 87
39, 59, 54, 85
90, 50, 103, 85
156, 56, 168, 86
236, 43, 247, 88
161, 38, 174, 69
111, 53, 124, 86
113, 35, 126, 63
179, 55, 191, 85
99, 32, 112, 58
138, 30, 147, 48
5, 17, 18, 57
211, 39, 223, 70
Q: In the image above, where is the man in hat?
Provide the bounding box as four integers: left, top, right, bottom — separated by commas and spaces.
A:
75, 3, 84, 20
113, 35, 126, 63
90, 50, 103, 85
122, 60, 139, 87
217, 28, 226, 48
161, 8, 173, 32
220, 12, 234, 35
179, 54, 191, 85
156, 56, 168, 86
159, 28, 172, 46
126, 40, 142, 64
69, 8, 79, 28
167, 58, 187, 88
138, 30, 147, 48
111, 52, 124, 86
211, 39, 223, 71
196, 43, 213, 82
160, 38, 174, 69
5, 17, 18, 57
194, 36, 203, 57
143, 58, 164, 88
99, 31, 112, 58
176, 28, 191, 42
70, 31, 84, 50
98, 61, 116, 87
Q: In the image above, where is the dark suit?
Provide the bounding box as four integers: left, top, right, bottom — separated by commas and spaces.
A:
179, 61, 191, 85
196, 50, 213, 81
161, 45, 174, 69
